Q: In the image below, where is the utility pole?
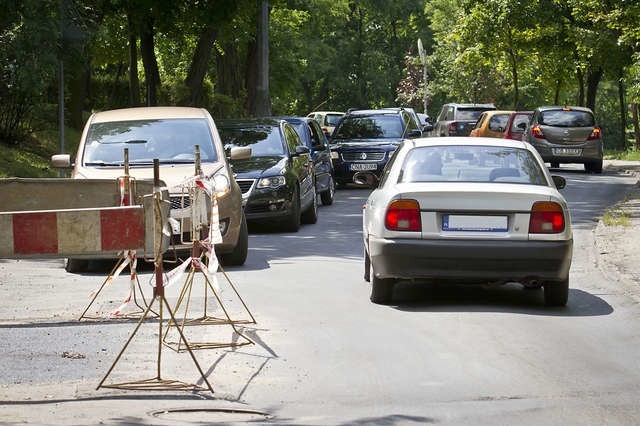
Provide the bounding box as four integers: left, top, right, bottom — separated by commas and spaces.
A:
417, 38, 427, 117
59, 0, 65, 177
255, 1, 271, 117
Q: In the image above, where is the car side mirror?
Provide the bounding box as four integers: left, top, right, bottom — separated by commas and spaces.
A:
406, 129, 423, 139
424, 123, 434, 132
51, 154, 72, 168
551, 175, 566, 189
229, 146, 252, 160
517, 122, 527, 130
292, 145, 310, 157
353, 171, 379, 188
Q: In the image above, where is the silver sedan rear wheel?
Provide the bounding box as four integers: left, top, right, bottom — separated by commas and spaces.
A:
543, 278, 569, 306
369, 261, 395, 304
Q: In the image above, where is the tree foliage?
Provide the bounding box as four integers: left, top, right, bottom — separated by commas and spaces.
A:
1, 0, 639, 150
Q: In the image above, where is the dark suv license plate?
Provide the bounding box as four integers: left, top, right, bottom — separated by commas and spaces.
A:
350, 163, 377, 171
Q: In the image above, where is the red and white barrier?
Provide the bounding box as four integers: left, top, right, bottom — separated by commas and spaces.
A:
0, 206, 145, 258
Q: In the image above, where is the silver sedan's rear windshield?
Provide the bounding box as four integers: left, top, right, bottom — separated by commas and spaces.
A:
84, 118, 217, 166
399, 145, 547, 185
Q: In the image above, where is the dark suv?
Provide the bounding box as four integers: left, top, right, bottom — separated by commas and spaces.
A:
329, 109, 422, 186
433, 103, 496, 136
524, 106, 603, 173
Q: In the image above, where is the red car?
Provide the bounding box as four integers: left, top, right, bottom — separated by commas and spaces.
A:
504, 111, 533, 141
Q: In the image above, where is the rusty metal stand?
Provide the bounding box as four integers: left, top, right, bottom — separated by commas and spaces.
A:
97, 159, 214, 394
162, 241, 255, 352
162, 148, 255, 352
79, 149, 155, 321
78, 251, 155, 320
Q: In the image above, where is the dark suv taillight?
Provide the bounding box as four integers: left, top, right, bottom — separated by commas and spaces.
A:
448, 122, 458, 135
385, 199, 421, 231
529, 201, 565, 233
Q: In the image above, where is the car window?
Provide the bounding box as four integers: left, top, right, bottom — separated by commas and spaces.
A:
290, 122, 311, 148
488, 114, 510, 132
445, 106, 454, 121
284, 124, 303, 152
378, 146, 401, 187
331, 115, 403, 140
474, 113, 487, 130
539, 110, 595, 127
308, 121, 325, 149
402, 111, 420, 132
83, 118, 217, 165
456, 108, 489, 121
399, 145, 547, 185
325, 114, 343, 126
511, 114, 531, 132
218, 124, 286, 156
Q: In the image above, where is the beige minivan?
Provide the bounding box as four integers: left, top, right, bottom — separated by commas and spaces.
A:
52, 106, 249, 272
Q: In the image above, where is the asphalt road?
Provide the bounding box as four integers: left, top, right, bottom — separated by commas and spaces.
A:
1, 162, 640, 425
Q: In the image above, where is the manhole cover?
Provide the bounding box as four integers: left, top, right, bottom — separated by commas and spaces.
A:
150, 408, 272, 422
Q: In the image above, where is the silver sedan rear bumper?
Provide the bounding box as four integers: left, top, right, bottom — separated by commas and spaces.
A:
369, 237, 572, 283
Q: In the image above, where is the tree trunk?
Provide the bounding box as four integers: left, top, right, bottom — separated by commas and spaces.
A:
108, 62, 124, 108
585, 66, 603, 111
139, 14, 161, 106
506, 29, 519, 109
618, 73, 627, 150
576, 68, 585, 106
216, 41, 241, 98
554, 79, 561, 104
127, 13, 140, 106
253, 0, 271, 117
67, 65, 88, 129
245, 39, 257, 114
184, 24, 217, 106
632, 103, 640, 150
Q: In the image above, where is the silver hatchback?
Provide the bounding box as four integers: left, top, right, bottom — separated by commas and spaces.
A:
524, 106, 603, 173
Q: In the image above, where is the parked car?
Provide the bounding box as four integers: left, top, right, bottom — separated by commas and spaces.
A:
469, 110, 515, 138
416, 112, 434, 132
51, 106, 250, 271
217, 118, 317, 232
524, 106, 603, 173
382, 107, 423, 133
503, 111, 533, 141
329, 108, 423, 187
357, 137, 573, 306
306, 111, 344, 137
283, 117, 336, 205
432, 103, 497, 136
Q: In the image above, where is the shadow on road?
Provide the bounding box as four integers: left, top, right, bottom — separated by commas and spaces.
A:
391, 282, 613, 317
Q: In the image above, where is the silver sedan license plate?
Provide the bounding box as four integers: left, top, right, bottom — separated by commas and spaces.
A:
350, 163, 377, 171
443, 215, 508, 232
552, 147, 582, 156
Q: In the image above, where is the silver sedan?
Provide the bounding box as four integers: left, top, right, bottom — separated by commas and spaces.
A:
359, 137, 573, 306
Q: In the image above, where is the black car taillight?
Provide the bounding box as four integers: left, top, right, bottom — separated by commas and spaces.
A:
448, 121, 458, 134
